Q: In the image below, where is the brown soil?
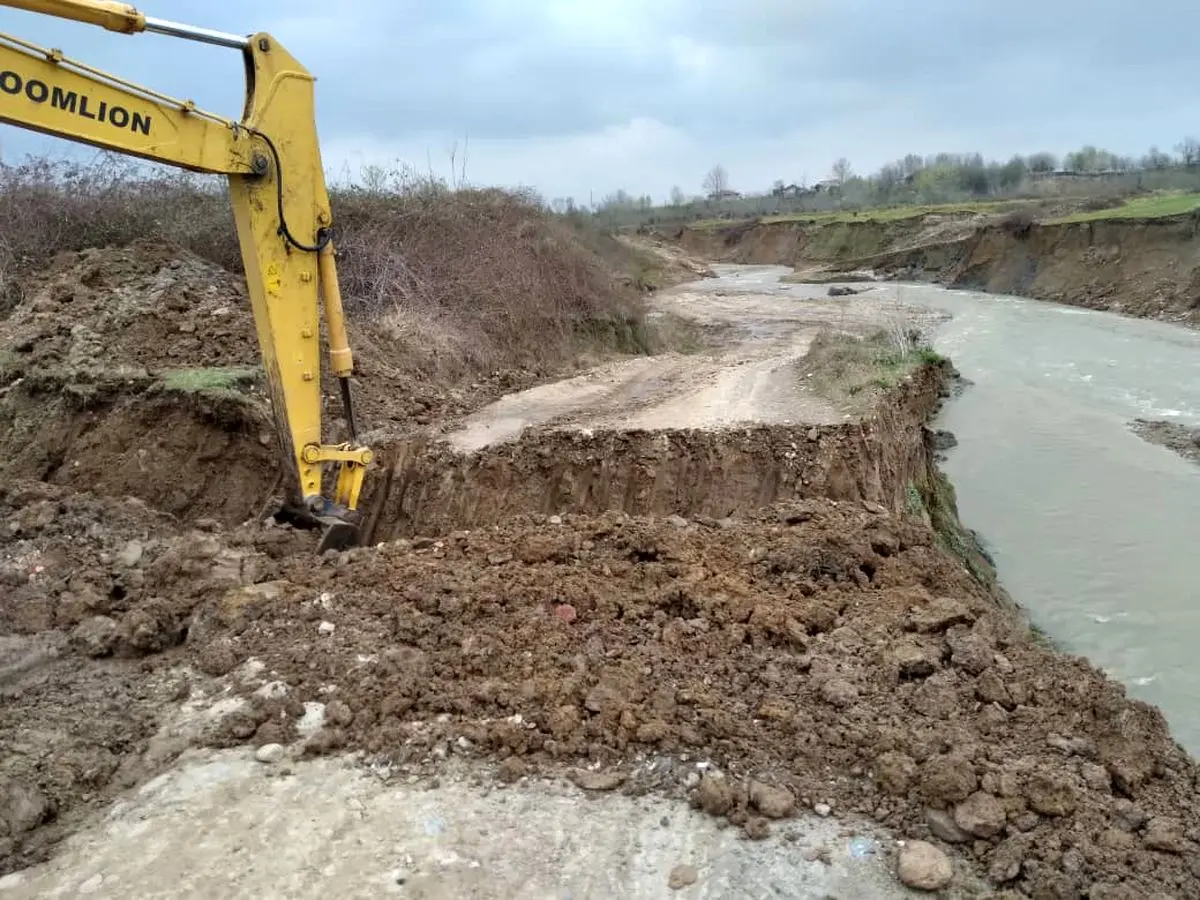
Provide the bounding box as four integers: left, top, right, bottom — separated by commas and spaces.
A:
3, 477, 1199, 897
677, 213, 1200, 329
2, 241, 1199, 899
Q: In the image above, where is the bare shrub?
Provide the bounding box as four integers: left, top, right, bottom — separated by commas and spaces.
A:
0, 157, 651, 382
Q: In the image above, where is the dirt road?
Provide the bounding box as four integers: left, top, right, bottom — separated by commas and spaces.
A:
448, 265, 931, 449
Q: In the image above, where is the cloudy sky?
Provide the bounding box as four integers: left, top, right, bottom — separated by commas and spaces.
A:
2, 1, 1199, 203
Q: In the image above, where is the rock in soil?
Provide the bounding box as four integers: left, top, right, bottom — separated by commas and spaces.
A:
897, 840, 953, 891
668, 864, 698, 890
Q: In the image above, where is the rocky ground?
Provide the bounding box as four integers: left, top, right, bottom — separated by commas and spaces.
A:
1129, 420, 1200, 466
1, 243, 1199, 898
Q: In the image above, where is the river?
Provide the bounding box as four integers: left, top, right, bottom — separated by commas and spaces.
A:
700, 264, 1200, 751
889, 281, 1200, 752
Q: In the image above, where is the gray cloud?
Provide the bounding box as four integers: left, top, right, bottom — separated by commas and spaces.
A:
2, 1, 1200, 199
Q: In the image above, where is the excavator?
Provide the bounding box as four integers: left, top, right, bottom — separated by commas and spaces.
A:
0, 0, 374, 552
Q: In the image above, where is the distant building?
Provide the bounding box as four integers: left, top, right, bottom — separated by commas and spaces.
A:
708, 189, 742, 200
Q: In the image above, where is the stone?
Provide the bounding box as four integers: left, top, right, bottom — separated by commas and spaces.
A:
897, 840, 953, 892
254, 743, 285, 764
318, 621, 336, 636
569, 769, 626, 792
818, 678, 858, 708
1026, 772, 1077, 817
893, 641, 939, 680
668, 864, 698, 890
116, 540, 144, 568
693, 775, 734, 816
953, 792, 1006, 839
947, 632, 993, 675
749, 781, 795, 819
908, 598, 975, 633
1143, 817, 1186, 854
814, 802, 832, 817
69, 615, 120, 658
925, 808, 971, 844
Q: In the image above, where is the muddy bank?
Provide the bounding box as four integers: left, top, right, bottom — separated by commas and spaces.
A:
678, 214, 1200, 328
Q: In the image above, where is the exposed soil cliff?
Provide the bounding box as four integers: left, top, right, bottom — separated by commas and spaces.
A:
679, 213, 1200, 328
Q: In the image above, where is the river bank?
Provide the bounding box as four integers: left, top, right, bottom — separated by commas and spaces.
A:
676, 209, 1200, 330
3, 251, 1199, 897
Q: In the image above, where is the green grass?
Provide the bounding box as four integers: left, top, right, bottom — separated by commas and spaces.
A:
802, 328, 944, 414
689, 199, 1029, 231
158, 367, 260, 394
1048, 191, 1200, 223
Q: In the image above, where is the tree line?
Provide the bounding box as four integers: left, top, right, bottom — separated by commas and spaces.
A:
570, 139, 1200, 224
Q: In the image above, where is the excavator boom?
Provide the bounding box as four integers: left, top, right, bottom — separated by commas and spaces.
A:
0, 1, 373, 551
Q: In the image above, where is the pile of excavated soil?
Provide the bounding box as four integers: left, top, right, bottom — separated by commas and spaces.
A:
0, 241, 259, 374
0, 241, 541, 434
2, 480, 1198, 897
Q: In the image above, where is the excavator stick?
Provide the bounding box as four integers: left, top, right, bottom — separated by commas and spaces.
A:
0, 1, 376, 552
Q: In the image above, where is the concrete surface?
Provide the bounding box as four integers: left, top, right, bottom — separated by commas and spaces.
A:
0, 750, 920, 900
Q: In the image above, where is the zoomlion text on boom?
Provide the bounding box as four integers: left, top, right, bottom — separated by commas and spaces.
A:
0, 69, 152, 135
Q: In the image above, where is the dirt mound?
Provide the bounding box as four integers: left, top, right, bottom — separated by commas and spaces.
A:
3, 478, 1198, 896
0, 241, 258, 374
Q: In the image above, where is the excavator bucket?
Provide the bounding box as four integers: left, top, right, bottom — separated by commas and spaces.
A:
273, 495, 364, 554
314, 516, 361, 554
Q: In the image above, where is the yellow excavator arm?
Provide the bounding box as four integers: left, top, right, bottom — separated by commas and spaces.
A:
0, 0, 373, 551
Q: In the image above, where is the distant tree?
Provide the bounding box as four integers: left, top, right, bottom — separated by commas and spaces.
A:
702, 165, 730, 197
831, 157, 853, 185
998, 155, 1028, 188
1027, 152, 1058, 173
669, 185, 686, 206
1176, 137, 1200, 168
1143, 146, 1173, 170
771, 179, 785, 195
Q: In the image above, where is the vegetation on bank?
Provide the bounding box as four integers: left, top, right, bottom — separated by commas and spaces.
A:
0, 156, 676, 385
1046, 190, 1200, 223
683, 189, 1200, 234
801, 323, 944, 416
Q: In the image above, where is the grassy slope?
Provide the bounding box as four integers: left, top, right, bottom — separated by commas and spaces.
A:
687, 191, 1200, 232
1046, 191, 1200, 223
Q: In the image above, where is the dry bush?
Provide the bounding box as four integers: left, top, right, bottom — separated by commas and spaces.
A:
0, 156, 652, 380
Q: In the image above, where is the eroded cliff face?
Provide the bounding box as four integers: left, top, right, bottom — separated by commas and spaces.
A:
679, 214, 1200, 327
